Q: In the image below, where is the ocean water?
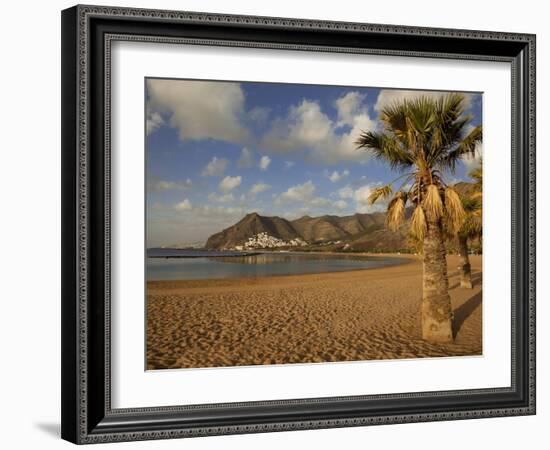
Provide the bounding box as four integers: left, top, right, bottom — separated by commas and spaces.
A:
146, 249, 406, 281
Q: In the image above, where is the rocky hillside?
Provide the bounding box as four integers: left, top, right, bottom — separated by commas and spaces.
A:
205, 211, 389, 250
205, 213, 300, 250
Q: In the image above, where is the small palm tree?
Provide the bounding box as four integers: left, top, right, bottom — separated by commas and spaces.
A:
355, 93, 482, 342
457, 164, 482, 288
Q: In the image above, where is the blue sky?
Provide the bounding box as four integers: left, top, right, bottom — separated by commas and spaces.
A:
146, 78, 482, 247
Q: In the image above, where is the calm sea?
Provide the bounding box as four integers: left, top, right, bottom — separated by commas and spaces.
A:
146, 249, 406, 281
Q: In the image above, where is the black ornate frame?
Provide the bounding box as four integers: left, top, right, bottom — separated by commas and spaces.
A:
61, 4, 536, 444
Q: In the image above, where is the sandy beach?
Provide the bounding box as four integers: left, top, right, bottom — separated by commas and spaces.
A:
146, 255, 482, 370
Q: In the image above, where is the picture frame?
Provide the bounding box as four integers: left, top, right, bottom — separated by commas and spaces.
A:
61, 4, 536, 444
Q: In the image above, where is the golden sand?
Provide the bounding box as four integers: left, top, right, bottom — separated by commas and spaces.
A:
146, 255, 482, 370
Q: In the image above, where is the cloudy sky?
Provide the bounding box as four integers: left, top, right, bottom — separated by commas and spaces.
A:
146, 78, 482, 247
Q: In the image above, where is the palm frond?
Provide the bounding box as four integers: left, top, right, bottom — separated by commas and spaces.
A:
411, 205, 427, 240
469, 164, 483, 188
444, 187, 466, 234
379, 103, 409, 137
423, 184, 444, 221
386, 193, 406, 231
470, 191, 482, 201
367, 184, 393, 205
443, 125, 482, 171
469, 165, 482, 179
404, 98, 436, 137
460, 212, 482, 239
459, 125, 483, 155
427, 94, 468, 158
461, 195, 481, 213
355, 131, 414, 170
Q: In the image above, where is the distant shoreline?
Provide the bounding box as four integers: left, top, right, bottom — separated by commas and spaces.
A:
148, 251, 262, 259
147, 248, 420, 259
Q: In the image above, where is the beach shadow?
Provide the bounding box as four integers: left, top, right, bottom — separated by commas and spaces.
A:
453, 291, 482, 338
35, 422, 60, 438
449, 270, 483, 290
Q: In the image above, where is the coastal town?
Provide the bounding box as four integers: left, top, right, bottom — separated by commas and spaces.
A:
233, 232, 308, 250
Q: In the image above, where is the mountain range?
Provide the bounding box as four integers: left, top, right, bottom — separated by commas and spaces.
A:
205, 210, 409, 251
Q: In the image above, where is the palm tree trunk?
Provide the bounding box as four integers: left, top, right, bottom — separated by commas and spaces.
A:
458, 235, 473, 289
422, 219, 454, 342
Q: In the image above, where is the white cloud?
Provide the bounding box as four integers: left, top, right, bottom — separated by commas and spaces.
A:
374, 89, 473, 113
201, 157, 229, 177
338, 185, 354, 199
148, 204, 249, 247
147, 79, 249, 143
310, 197, 331, 207
146, 111, 164, 135
198, 205, 245, 216
219, 175, 242, 193
259, 155, 271, 171
275, 180, 354, 212
275, 182, 349, 213
353, 186, 375, 213
249, 183, 270, 195
277, 180, 315, 203
150, 178, 192, 192
249, 106, 270, 124
337, 183, 385, 213
335, 92, 367, 127
208, 192, 235, 203
261, 95, 376, 164
328, 169, 349, 183
262, 100, 331, 151
174, 199, 192, 211
237, 147, 254, 168
334, 200, 348, 210
284, 161, 295, 168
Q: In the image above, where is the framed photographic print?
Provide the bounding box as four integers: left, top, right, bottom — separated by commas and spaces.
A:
61, 4, 536, 444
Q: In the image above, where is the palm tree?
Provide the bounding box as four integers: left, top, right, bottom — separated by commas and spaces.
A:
456, 164, 482, 288
355, 93, 482, 343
